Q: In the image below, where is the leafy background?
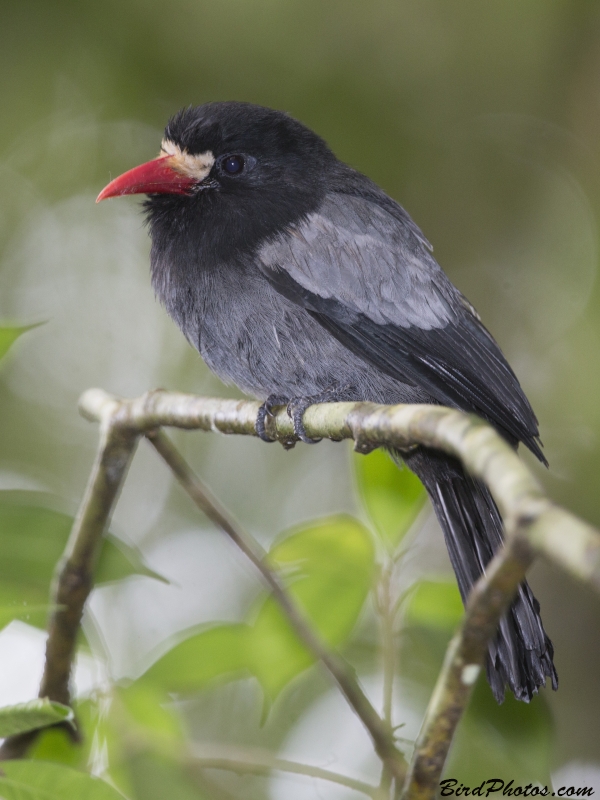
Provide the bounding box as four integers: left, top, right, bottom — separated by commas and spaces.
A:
0, 0, 599, 797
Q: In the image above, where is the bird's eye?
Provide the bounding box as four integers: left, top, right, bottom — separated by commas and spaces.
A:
222, 155, 244, 175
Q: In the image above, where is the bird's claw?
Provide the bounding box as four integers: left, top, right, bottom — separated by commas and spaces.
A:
257, 387, 355, 445
287, 399, 322, 444
256, 394, 289, 442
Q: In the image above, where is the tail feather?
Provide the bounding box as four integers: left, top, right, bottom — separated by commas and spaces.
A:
402, 448, 558, 703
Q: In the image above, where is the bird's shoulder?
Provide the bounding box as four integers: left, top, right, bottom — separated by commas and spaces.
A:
258, 166, 463, 331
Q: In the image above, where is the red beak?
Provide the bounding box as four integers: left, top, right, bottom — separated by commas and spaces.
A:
96, 155, 197, 202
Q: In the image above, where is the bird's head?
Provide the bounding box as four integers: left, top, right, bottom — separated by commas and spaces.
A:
97, 102, 337, 261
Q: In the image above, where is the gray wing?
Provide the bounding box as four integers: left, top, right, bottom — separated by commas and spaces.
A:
259, 193, 458, 330
257, 191, 545, 461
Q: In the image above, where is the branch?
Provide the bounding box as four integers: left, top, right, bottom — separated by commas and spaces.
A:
187, 743, 384, 799
376, 560, 397, 797
145, 429, 407, 783
146, 430, 266, 562
77, 389, 600, 588
113, 686, 375, 798
399, 535, 531, 800
0, 403, 139, 760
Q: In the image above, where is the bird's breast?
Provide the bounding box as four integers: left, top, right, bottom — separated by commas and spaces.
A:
152, 255, 419, 404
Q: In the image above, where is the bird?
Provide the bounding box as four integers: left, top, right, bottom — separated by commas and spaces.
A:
97, 101, 558, 703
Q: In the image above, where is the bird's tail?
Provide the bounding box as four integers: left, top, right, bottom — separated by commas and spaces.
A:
400, 448, 558, 702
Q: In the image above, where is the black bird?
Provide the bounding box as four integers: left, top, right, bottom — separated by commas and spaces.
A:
98, 101, 558, 703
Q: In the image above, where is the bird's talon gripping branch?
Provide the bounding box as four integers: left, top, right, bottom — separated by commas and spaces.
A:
255, 408, 275, 443
286, 398, 323, 445
286, 386, 356, 445
256, 394, 289, 442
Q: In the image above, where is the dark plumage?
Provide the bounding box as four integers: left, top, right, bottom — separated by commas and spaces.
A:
99, 101, 557, 702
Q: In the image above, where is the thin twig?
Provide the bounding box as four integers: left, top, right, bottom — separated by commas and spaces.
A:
380, 566, 395, 728
187, 743, 383, 798
146, 429, 407, 784
0, 408, 139, 760
185, 770, 239, 800
400, 535, 532, 800
377, 561, 396, 798
146, 429, 266, 562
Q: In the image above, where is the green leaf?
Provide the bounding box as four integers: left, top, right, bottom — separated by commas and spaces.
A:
118, 752, 209, 800
354, 448, 426, 547
0, 699, 73, 738
143, 623, 250, 691
141, 516, 375, 704
29, 700, 97, 768
0, 492, 166, 616
249, 515, 376, 701
0, 761, 126, 800
97, 693, 206, 799
116, 682, 184, 749
0, 494, 74, 594
404, 579, 464, 631
0, 323, 42, 362
95, 535, 168, 586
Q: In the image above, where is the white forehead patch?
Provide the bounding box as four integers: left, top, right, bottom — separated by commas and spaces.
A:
160, 139, 215, 181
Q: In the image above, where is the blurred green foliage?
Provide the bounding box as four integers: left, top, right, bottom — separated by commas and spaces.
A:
0, 491, 166, 611
143, 516, 375, 706
0, 443, 556, 796
29, 698, 97, 768
143, 623, 251, 694
404, 579, 463, 631
447, 681, 554, 787
254, 517, 375, 702
0, 760, 127, 800
354, 448, 427, 548
0, 698, 73, 738
0, 325, 41, 364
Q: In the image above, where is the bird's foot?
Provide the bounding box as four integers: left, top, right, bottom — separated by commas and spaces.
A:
257, 387, 356, 446
256, 394, 289, 443
287, 386, 355, 445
